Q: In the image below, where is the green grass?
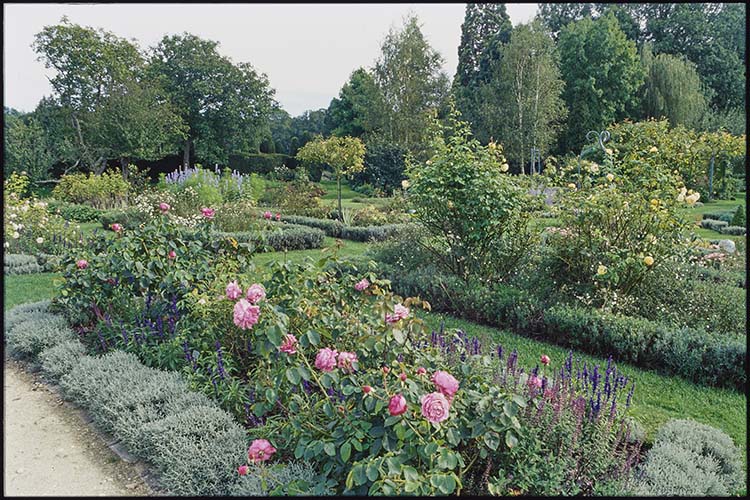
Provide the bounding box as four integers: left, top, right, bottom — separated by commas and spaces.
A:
3, 272, 61, 311
316, 180, 392, 208
252, 238, 370, 267
417, 311, 747, 458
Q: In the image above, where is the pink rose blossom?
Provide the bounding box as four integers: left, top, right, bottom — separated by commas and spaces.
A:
263, 211, 272, 219
362, 385, 373, 394
159, 202, 170, 213
279, 334, 298, 354
540, 354, 551, 366
76, 259, 89, 269
201, 207, 215, 219
168, 250, 176, 259
233, 299, 260, 330
386, 304, 410, 324
110, 223, 122, 233
382, 366, 390, 374
275, 213, 281, 221
389, 394, 407, 416
225, 280, 243, 300
354, 278, 370, 291
247, 439, 276, 463
337, 351, 358, 372
416, 367, 427, 376
238, 465, 249, 476
399, 372, 407, 382
245, 283, 266, 304
421, 392, 451, 424
315, 347, 338, 372
431, 370, 459, 399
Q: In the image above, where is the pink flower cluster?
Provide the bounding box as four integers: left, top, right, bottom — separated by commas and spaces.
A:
386, 304, 410, 324
421, 392, 451, 423
245, 284, 266, 304
314, 348, 358, 373
76, 259, 89, 269
201, 207, 215, 219
159, 202, 170, 213
389, 394, 407, 416
226, 280, 243, 300
263, 211, 272, 219
704, 252, 726, 262
280, 334, 298, 354
354, 278, 370, 291
110, 223, 122, 233
431, 370, 459, 400
233, 299, 260, 330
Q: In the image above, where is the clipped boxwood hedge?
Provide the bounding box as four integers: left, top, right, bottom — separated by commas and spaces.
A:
4, 254, 42, 275
214, 224, 325, 252
279, 215, 412, 242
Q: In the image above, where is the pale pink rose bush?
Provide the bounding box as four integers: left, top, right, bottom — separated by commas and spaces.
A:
233, 299, 260, 330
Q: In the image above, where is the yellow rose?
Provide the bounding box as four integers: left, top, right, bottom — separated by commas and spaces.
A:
597, 264, 607, 276
606, 173, 614, 182
401, 179, 410, 189
447, 200, 454, 209
567, 183, 577, 189
605, 148, 613, 155
643, 256, 654, 266
500, 163, 509, 172
649, 146, 658, 153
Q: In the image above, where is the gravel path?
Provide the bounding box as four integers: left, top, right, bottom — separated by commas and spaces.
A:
3, 357, 153, 496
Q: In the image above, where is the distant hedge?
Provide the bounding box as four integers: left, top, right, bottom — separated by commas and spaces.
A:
228, 154, 298, 175
279, 215, 412, 242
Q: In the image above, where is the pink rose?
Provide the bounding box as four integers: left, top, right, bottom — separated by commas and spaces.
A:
389, 394, 407, 416
201, 207, 215, 219
159, 202, 170, 213
76, 259, 88, 269
245, 283, 266, 304
362, 385, 373, 394
247, 439, 276, 463
382, 366, 390, 374
386, 304, 410, 324
540, 354, 551, 366
337, 351, 358, 372
416, 367, 427, 376
168, 250, 177, 259
421, 392, 451, 424
263, 211, 272, 219
399, 372, 407, 382
233, 299, 260, 330
238, 465, 249, 476
279, 334, 298, 354
354, 278, 370, 291
275, 213, 281, 221
315, 347, 338, 372
225, 280, 243, 300
431, 370, 459, 399
111, 223, 122, 233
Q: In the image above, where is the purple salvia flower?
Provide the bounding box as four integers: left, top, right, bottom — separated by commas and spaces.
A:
497, 344, 503, 360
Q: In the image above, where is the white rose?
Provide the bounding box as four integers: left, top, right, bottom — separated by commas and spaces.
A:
36, 237, 44, 244
12, 231, 20, 239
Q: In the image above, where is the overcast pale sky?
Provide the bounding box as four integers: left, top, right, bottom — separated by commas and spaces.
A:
3, 3, 538, 116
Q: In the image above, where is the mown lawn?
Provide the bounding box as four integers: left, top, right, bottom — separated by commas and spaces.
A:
3, 272, 61, 311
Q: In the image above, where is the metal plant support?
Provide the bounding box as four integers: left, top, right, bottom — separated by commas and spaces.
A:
577, 130, 610, 188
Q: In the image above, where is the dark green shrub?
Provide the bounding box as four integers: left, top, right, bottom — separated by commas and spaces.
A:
632, 419, 744, 496
720, 225, 746, 235
700, 219, 729, 231
47, 200, 105, 222
228, 153, 290, 175
730, 206, 745, 227
351, 142, 407, 195
35, 253, 63, 273
280, 215, 343, 236
5, 313, 76, 360
214, 224, 325, 252
99, 208, 149, 230
702, 211, 734, 223
279, 215, 413, 242
38, 339, 86, 380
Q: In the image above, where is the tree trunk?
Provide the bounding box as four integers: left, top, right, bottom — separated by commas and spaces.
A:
337, 175, 343, 221
94, 157, 107, 175
183, 138, 191, 169
120, 157, 129, 181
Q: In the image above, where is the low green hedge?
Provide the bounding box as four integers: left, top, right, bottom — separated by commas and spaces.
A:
228, 153, 295, 175
4, 254, 42, 275
47, 200, 105, 223
720, 225, 746, 236
702, 212, 734, 223
214, 224, 325, 252
700, 219, 729, 232
99, 208, 149, 230
279, 215, 412, 242
384, 266, 746, 391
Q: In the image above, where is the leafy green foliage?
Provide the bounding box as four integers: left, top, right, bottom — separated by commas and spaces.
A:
4, 254, 43, 276
52, 170, 130, 209
406, 107, 533, 282
229, 461, 333, 496
38, 339, 86, 380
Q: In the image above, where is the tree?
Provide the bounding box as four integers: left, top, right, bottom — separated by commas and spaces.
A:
3, 110, 54, 182
326, 68, 385, 140
453, 3, 512, 141
558, 13, 644, 153
268, 107, 293, 154
373, 14, 450, 159
296, 136, 365, 219
639, 44, 707, 129
478, 21, 567, 172
33, 18, 144, 172
537, 3, 594, 40
289, 109, 329, 155
148, 33, 275, 167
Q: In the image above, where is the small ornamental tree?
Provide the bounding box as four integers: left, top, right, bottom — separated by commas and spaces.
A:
296, 136, 365, 220
406, 105, 533, 283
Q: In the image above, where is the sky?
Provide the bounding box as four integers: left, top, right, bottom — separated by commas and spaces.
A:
3, 3, 538, 116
